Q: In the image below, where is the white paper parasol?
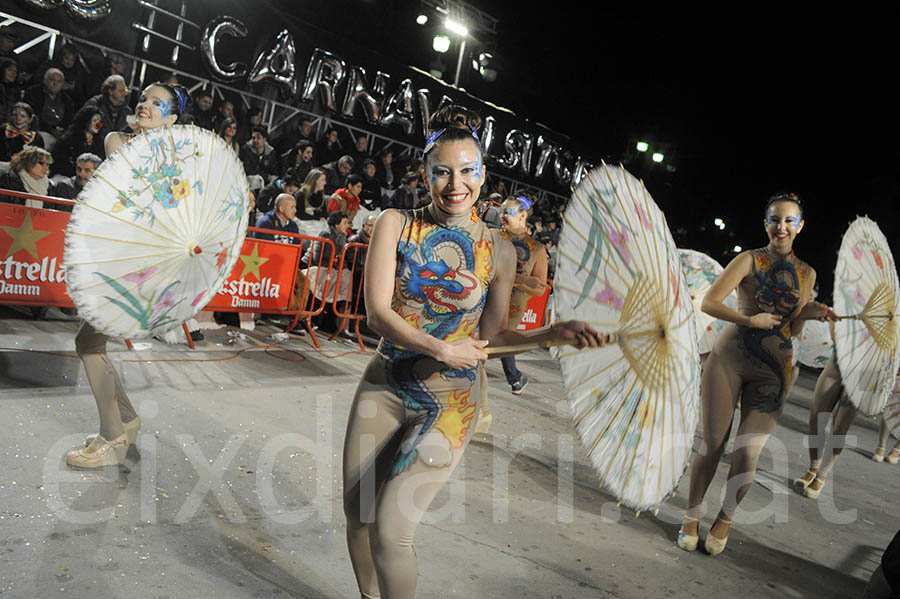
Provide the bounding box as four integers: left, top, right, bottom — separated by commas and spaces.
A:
65, 125, 250, 338
678, 248, 738, 355
833, 216, 900, 416
552, 163, 701, 511
798, 319, 833, 369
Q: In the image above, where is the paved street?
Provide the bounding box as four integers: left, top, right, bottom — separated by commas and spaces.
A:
0, 307, 896, 598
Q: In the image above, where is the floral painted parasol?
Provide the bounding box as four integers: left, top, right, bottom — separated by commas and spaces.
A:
552, 163, 700, 512
833, 216, 900, 416
798, 319, 833, 369
678, 248, 738, 355
65, 125, 250, 338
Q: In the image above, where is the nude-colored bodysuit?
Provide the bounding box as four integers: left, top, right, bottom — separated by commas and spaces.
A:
343, 205, 500, 598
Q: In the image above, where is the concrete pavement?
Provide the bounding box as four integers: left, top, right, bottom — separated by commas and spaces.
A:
0, 306, 896, 598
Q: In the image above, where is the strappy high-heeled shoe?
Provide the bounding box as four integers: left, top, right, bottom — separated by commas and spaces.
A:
792, 467, 818, 490
804, 476, 826, 499
677, 516, 699, 551
84, 416, 141, 448
873, 446, 886, 463
887, 448, 900, 464
705, 516, 732, 556
67, 433, 128, 469
474, 409, 493, 434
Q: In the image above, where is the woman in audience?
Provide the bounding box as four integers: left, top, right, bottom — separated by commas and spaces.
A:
217, 116, 240, 153
1, 101, 43, 161
52, 104, 105, 176
0, 144, 55, 207
296, 167, 328, 221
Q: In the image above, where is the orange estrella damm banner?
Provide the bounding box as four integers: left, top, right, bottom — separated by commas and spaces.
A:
203, 237, 301, 312
0, 203, 73, 306
1, 202, 301, 312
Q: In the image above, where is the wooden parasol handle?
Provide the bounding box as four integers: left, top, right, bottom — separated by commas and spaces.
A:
484, 332, 619, 356
837, 313, 893, 320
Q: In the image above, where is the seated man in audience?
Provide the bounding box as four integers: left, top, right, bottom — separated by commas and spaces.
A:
348, 133, 370, 173
211, 99, 235, 133
192, 89, 215, 130
320, 154, 354, 195
358, 158, 381, 210
303, 210, 353, 334
389, 171, 420, 210
239, 125, 278, 183
256, 172, 302, 215
84, 74, 130, 136
23, 67, 74, 138
52, 152, 101, 206
275, 116, 314, 154
253, 193, 300, 245
327, 173, 362, 225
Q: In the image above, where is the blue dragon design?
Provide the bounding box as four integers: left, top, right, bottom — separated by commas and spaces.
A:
738, 255, 802, 412
384, 225, 487, 476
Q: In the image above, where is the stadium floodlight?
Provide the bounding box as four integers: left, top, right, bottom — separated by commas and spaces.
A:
433, 34, 451, 53
636, 141, 649, 152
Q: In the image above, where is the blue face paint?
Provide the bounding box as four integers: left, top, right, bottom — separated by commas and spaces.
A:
786, 216, 801, 229
766, 215, 801, 229
471, 157, 482, 180
157, 98, 172, 119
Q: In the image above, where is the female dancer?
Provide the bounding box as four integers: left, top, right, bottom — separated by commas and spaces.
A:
874, 374, 900, 463
65, 81, 190, 468
792, 349, 858, 499
677, 192, 835, 554
342, 105, 604, 598
475, 194, 548, 433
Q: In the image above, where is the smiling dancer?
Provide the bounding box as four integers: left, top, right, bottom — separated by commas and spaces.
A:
676, 192, 835, 554
65, 82, 190, 468
342, 105, 605, 598
475, 194, 548, 433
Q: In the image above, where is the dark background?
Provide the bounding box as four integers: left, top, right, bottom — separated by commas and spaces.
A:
285, 1, 899, 302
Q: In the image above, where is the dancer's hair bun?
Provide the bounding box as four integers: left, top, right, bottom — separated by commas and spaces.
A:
427, 105, 482, 136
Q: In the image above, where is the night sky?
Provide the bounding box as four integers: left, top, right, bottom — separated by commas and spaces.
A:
241, 2, 900, 300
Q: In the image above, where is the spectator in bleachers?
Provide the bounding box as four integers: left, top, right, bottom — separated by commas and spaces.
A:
253, 193, 300, 245
88, 52, 128, 97
347, 213, 376, 324
192, 89, 215, 130
278, 139, 313, 181
348, 133, 370, 172
389, 171, 420, 210
236, 105, 262, 145
0, 29, 18, 61
328, 173, 362, 224
51, 151, 101, 204
303, 209, 352, 333
0, 145, 55, 208
211, 98, 235, 133
1, 101, 43, 161
316, 126, 342, 164
217, 116, 240, 153
275, 115, 314, 154
239, 125, 278, 183
296, 167, 328, 221
374, 147, 394, 189
23, 67, 73, 138
36, 44, 89, 108
1, 57, 23, 123
257, 172, 302, 215
358, 158, 381, 210
84, 75, 130, 135
52, 105, 105, 176
321, 154, 353, 194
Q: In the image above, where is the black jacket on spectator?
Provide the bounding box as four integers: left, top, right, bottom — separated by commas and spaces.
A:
0, 169, 62, 203
303, 224, 347, 270
239, 141, 278, 181
316, 138, 342, 165
390, 185, 417, 210
84, 93, 131, 136
49, 174, 81, 208
256, 179, 293, 215
295, 190, 327, 220
23, 84, 75, 135
320, 161, 348, 195
359, 175, 381, 211
51, 131, 104, 177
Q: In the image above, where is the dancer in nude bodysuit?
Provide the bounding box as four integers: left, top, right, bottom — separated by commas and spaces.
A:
342, 105, 604, 598
677, 193, 835, 555
65, 82, 190, 468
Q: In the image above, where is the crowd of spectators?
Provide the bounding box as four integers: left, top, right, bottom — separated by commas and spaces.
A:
0, 33, 564, 330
